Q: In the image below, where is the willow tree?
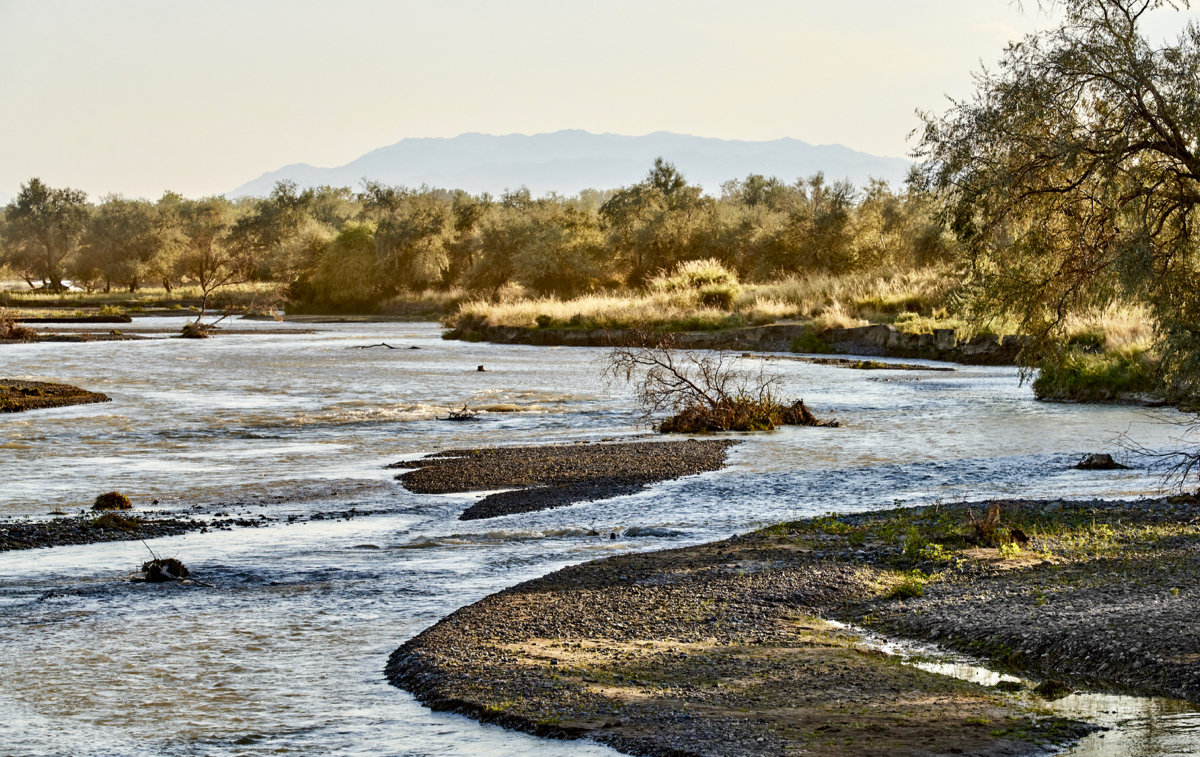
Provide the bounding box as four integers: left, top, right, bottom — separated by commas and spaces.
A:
916, 0, 1199, 397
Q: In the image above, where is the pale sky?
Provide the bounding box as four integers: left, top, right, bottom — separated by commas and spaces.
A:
0, 1, 1195, 200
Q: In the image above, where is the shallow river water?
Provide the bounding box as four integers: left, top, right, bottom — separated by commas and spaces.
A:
1, 319, 1197, 756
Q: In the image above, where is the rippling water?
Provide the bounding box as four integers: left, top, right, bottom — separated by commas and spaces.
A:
0, 319, 1195, 755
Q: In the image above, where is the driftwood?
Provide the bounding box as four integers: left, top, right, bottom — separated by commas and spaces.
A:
351, 342, 400, 349
140, 558, 189, 582
441, 404, 480, 421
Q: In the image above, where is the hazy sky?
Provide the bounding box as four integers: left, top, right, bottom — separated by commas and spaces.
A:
1, 1, 1195, 200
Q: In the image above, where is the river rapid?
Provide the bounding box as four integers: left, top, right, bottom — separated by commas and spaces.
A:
0, 319, 1196, 756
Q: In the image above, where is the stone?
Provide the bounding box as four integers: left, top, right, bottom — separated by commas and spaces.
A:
1075, 453, 1129, 470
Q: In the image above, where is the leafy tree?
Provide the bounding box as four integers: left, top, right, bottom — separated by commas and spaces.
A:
916, 0, 1200, 396
765, 174, 858, 274
720, 174, 791, 211
176, 196, 244, 321
306, 222, 383, 308
601, 159, 714, 284
468, 201, 531, 292
511, 203, 610, 296
361, 182, 454, 291
76, 196, 173, 292
229, 180, 315, 280
1, 178, 89, 289
308, 185, 359, 230
446, 190, 491, 282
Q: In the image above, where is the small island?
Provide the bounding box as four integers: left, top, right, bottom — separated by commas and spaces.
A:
392, 439, 739, 520
0, 379, 111, 413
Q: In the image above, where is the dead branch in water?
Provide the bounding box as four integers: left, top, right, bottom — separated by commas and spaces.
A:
603, 331, 837, 432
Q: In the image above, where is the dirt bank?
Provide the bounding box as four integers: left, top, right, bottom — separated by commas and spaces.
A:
0, 380, 111, 412
389, 495, 1200, 755
442, 321, 1023, 366
390, 439, 739, 520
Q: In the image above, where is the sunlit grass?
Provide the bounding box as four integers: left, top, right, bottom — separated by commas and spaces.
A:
449, 264, 963, 331
0, 281, 282, 308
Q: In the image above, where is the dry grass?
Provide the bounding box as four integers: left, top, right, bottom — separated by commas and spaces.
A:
1062, 305, 1156, 351
449, 265, 963, 332
739, 266, 959, 319
377, 287, 471, 317
454, 292, 737, 331
0, 281, 282, 308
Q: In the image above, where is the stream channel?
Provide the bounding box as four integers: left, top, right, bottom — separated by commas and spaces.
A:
1, 318, 1198, 755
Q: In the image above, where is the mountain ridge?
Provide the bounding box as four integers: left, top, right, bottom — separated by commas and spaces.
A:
230, 130, 912, 197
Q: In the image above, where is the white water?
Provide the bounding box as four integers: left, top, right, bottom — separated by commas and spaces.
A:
1, 319, 1196, 755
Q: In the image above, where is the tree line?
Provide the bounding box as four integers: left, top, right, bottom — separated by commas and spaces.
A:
0, 159, 955, 310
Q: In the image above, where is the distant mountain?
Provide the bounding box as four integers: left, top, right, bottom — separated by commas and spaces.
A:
230, 130, 911, 198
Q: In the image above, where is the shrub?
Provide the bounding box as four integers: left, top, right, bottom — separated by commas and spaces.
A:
1066, 329, 1105, 350
698, 283, 738, 309
606, 334, 838, 432
181, 322, 211, 339
141, 557, 189, 582
88, 512, 140, 530
92, 491, 132, 511
1032, 347, 1157, 402
0, 311, 35, 340
650, 258, 739, 292
998, 542, 1023, 558
657, 397, 836, 433
791, 330, 833, 354
885, 572, 926, 600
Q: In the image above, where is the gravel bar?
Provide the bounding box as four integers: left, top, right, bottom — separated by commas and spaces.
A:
390, 439, 739, 520
389, 528, 1088, 756
0, 513, 205, 551
389, 495, 1200, 755
0, 379, 111, 412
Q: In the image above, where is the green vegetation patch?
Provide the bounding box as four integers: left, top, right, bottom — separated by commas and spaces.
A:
1033, 347, 1158, 403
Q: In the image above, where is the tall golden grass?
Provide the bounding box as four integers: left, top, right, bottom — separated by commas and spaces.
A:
449, 263, 963, 332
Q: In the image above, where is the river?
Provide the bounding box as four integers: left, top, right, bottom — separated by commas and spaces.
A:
1, 319, 1195, 756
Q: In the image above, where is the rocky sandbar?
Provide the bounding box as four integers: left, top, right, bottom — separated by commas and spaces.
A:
0, 379, 111, 412
391, 439, 738, 520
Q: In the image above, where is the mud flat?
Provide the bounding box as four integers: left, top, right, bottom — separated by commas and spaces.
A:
0, 379, 111, 412
389, 496, 1200, 756
391, 439, 738, 520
